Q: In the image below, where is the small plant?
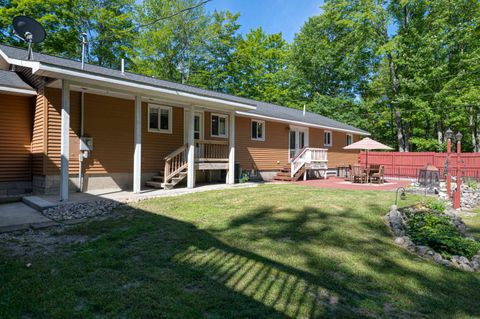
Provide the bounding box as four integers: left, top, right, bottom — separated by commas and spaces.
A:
464, 178, 478, 190
424, 199, 446, 213
406, 211, 480, 259
239, 171, 250, 183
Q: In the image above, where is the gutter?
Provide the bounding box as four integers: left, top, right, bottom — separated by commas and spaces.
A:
236, 111, 370, 136
0, 85, 37, 96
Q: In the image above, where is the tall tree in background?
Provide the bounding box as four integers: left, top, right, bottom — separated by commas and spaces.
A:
132, 0, 209, 83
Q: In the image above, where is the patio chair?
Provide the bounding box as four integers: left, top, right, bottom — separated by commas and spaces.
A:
351, 165, 367, 184
370, 165, 385, 184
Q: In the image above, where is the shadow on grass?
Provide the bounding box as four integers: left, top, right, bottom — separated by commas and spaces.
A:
2, 201, 480, 318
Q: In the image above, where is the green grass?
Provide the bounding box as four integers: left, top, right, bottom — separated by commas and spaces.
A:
464, 212, 480, 240
1, 184, 480, 318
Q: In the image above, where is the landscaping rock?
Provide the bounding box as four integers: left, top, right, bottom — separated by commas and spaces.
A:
42, 199, 121, 222
384, 205, 480, 273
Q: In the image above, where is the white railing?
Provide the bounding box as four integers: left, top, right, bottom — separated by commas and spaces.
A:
291, 148, 328, 178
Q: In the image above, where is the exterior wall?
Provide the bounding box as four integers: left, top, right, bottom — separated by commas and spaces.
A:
0, 93, 34, 195
36, 90, 186, 192
309, 128, 361, 168
204, 111, 231, 142
235, 116, 362, 180
235, 116, 289, 172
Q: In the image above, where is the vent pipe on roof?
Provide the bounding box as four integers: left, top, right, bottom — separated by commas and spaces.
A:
121, 58, 125, 75
81, 32, 87, 70
303, 105, 306, 117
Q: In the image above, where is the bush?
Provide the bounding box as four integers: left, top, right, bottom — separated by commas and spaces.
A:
465, 178, 478, 190
424, 199, 446, 213
406, 211, 480, 259
239, 172, 249, 183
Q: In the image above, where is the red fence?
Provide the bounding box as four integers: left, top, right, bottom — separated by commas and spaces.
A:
359, 152, 480, 180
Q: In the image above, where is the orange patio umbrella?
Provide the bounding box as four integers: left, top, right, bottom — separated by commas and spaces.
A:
343, 137, 393, 168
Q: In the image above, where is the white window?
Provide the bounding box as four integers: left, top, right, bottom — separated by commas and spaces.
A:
346, 134, 353, 146
148, 104, 172, 133
211, 113, 228, 138
251, 120, 265, 141
324, 130, 332, 147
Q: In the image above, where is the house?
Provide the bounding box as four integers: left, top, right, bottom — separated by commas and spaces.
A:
0, 44, 369, 200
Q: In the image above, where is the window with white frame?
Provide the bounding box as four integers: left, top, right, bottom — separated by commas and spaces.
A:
211, 113, 228, 138
148, 104, 172, 133
324, 131, 332, 147
346, 134, 353, 146
251, 120, 265, 141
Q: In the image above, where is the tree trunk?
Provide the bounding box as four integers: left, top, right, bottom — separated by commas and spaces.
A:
387, 53, 405, 151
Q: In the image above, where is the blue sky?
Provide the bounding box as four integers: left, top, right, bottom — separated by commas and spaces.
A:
205, 0, 324, 42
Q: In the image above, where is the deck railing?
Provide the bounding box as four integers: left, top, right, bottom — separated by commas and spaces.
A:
195, 140, 229, 162
291, 148, 328, 177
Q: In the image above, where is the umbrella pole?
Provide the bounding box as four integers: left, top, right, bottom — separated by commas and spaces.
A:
365, 150, 368, 168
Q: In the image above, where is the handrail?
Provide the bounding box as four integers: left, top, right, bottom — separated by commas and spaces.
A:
195, 139, 228, 145
164, 144, 187, 161
291, 148, 328, 178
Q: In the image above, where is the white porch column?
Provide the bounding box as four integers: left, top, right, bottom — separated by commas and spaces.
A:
133, 96, 142, 193
187, 105, 196, 188
60, 80, 70, 201
227, 111, 235, 184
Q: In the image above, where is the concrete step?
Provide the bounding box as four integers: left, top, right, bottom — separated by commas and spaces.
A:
145, 181, 163, 189
22, 196, 57, 212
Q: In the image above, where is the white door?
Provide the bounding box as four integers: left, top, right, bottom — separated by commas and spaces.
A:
289, 127, 309, 160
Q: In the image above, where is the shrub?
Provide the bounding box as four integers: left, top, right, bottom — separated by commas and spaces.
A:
465, 178, 478, 190
406, 211, 480, 259
239, 172, 250, 183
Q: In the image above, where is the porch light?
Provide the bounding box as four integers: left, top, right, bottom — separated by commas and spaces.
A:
455, 132, 463, 142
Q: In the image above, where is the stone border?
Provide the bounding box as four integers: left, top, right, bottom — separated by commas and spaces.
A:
384, 205, 480, 272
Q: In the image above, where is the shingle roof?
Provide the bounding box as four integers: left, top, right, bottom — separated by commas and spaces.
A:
0, 69, 35, 91
0, 44, 369, 135
247, 102, 370, 134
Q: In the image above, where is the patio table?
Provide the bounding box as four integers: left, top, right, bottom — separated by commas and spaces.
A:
362, 168, 379, 183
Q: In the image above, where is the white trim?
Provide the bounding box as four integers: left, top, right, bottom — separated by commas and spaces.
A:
184, 109, 204, 143
148, 104, 172, 134
0, 86, 37, 96
25, 62, 256, 110
324, 130, 333, 147
236, 111, 370, 136
251, 119, 265, 141
346, 133, 353, 146
133, 96, 142, 194
211, 113, 228, 138
288, 126, 309, 162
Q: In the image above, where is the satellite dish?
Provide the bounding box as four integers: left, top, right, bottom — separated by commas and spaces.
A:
12, 16, 46, 60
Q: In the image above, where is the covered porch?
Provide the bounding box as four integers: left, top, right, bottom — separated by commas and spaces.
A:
51, 77, 250, 201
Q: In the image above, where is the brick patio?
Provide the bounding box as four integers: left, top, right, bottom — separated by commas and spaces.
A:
295, 177, 412, 191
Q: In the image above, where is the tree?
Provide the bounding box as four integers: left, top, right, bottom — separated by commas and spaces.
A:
132, 0, 210, 83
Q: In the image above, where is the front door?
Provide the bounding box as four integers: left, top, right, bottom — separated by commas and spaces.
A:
289, 127, 308, 160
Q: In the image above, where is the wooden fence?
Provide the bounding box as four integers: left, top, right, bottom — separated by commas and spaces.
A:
359, 152, 480, 180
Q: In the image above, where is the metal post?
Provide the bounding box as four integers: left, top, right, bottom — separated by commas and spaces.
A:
227, 111, 235, 184
446, 136, 452, 197
453, 134, 462, 209
133, 96, 142, 193
60, 80, 70, 201
187, 106, 195, 188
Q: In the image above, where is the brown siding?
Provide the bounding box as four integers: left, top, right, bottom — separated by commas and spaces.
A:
44, 88, 81, 175
235, 116, 289, 171
81, 94, 133, 174
309, 127, 360, 167
0, 94, 33, 182
142, 103, 184, 173
31, 88, 47, 175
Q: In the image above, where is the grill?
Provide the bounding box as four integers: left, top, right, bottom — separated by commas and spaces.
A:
417, 164, 440, 188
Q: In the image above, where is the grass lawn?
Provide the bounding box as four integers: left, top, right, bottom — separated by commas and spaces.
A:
1, 184, 480, 318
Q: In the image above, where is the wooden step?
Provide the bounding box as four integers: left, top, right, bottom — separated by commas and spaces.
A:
161, 183, 174, 190
151, 175, 163, 182
145, 181, 163, 189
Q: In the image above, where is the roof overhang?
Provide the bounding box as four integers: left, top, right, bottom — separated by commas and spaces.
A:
0, 85, 37, 96
236, 111, 370, 136
0, 49, 256, 112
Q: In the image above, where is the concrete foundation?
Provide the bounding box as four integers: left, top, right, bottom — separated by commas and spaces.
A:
0, 181, 33, 197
